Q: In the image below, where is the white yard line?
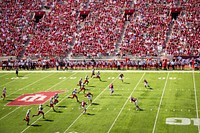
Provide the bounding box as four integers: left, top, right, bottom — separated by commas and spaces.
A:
0, 73, 31, 87
192, 71, 200, 132
152, 72, 169, 133
20, 72, 78, 133
6, 73, 54, 97
0, 106, 21, 120
107, 73, 145, 133
1, 73, 77, 121
21, 97, 67, 133
63, 74, 120, 133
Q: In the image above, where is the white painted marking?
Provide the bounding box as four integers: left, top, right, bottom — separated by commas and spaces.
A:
63, 74, 120, 133
152, 72, 169, 133
0, 106, 20, 120
107, 73, 145, 133
192, 71, 200, 132
7, 73, 53, 97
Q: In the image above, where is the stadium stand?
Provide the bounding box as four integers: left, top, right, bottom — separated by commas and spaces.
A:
0, 0, 199, 70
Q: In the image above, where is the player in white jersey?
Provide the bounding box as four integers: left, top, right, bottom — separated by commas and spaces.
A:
68, 88, 79, 102
84, 75, 89, 85
23, 109, 31, 125
46, 97, 56, 112
81, 100, 87, 114
32, 104, 45, 119
85, 92, 93, 104
1, 87, 6, 100
53, 93, 59, 104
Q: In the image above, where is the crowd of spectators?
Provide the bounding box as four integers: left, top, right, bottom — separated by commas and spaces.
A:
2, 56, 199, 71
165, 0, 199, 56
0, 0, 41, 57
71, 0, 126, 58
120, 1, 172, 57
0, 0, 199, 61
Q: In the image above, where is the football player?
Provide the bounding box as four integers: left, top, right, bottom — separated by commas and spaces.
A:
144, 79, 150, 88
1, 87, 6, 100
23, 109, 31, 125
119, 73, 124, 82
85, 92, 93, 104
109, 83, 114, 95
130, 96, 141, 110
32, 104, 45, 119
78, 83, 86, 94
46, 97, 56, 112
81, 100, 87, 114
96, 71, 101, 81
68, 88, 79, 102
53, 93, 59, 104
84, 75, 89, 85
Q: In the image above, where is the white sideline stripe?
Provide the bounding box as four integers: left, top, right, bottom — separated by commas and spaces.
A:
7, 73, 54, 97
0, 70, 199, 73
20, 72, 81, 133
192, 71, 200, 132
0, 106, 20, 120
63, 75, 120, 133
152, 72, 169, 133
107, 73, 145, 133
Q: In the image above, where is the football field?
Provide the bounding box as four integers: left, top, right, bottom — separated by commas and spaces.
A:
0, 70, 200, 133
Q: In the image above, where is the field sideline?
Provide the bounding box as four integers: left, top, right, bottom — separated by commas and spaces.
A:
0, 70, 200, 133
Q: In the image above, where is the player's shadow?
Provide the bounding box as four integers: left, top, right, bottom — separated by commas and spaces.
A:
18, 75, 24, 77
43, 119, 54, 122
88, 85, 95, 87
111, 94, 122, 96
57, 105, 67, 108
55, 110, 63, 113
31, 124, 42, 127
6, 99, 13, 102
91, 103, 99, 105
86, 113, 95, 116
123, 82, 130, 84
101, 80, 107, 82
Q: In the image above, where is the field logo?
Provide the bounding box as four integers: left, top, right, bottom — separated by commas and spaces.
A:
166, 118, 200, 126
7, 91, 64, 106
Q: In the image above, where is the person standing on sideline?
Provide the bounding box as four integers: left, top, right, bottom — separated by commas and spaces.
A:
16, 67, 19, 77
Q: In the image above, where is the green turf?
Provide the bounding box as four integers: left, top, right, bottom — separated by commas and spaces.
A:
0, 71, 200, 133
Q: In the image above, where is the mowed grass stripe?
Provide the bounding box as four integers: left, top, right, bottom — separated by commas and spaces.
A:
193, 72, 200, 132
0, 73, 31, 88
154, 73, 199, 133
18, 73, 77, 132
0, 72, 77, 131
64, 73, 144, 133
63, 73, 120, 133
20, 72, 91, 133
6, 73, 54, 97
108, 73, 168, 133
0, 72, 199, 133
108, 72, 145, 133
152, 72, 169, 133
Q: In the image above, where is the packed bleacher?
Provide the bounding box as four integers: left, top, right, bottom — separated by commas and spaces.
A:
71, 0, 126, 57
0, 0, 199, 70
165, 0, 199, 56
0, 0, 40, 57
120, 1, 172, 57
